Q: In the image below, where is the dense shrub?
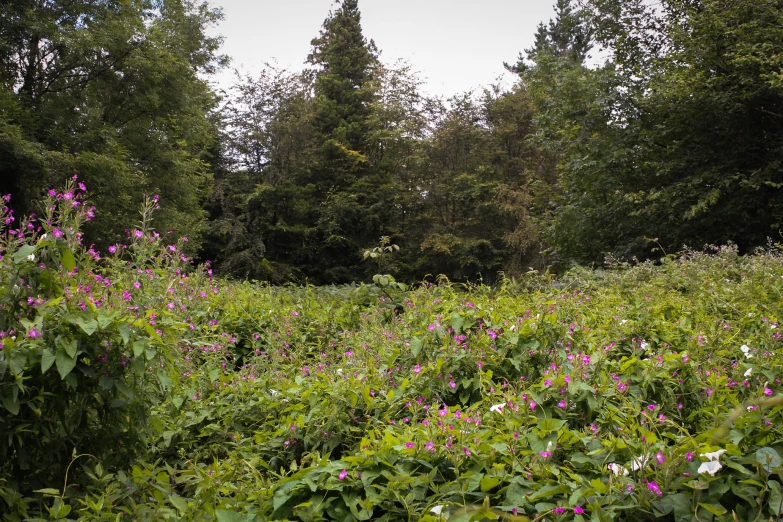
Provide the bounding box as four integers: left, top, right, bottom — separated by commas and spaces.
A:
1, 186, 782, 521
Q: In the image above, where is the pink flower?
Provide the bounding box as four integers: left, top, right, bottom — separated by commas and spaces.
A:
529, 400, 537, 410
405, 442, 415, 449
540, 451, 551, 458
449, 381, 456, 389
108, 245, 117, 254
426, 441, 435, 452
686, 451, 693, 462
764, 387, 773, 396
28, 328, 40, 339
133, 229, 143, 238
656, 451, 665, 465
647, 481, 663, 498
463, 447, 471, 456
557, 400, 567, 408
647, 404, 657, 411
553, 507, 565, 514
338, 469, 348, 480
52, 228, 63, 238
574, 506, 584, 514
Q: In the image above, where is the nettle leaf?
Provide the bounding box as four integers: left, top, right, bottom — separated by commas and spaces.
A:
56, 350, 77, 380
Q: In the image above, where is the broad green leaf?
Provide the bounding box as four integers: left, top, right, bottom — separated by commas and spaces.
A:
13, 244, 36, 264
9, 349, 27, 375
480, 475, 501, 492
1, 395, 20, 415
56, 350, 76, 380
132, 340, 146, 357
41, 348, 56, 374
756, 447, 782, 472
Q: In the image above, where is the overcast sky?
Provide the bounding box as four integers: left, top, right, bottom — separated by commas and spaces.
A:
206, 0, 557, 97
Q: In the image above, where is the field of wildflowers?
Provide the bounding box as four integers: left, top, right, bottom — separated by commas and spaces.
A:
1, 182, 782, 521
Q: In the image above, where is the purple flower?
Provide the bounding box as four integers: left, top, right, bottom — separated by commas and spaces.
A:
449, 381, 456, 389
553, 507, 565, 514
405, 442, 415, 449
647, 481, 663, 498
28, 328, 40, 339
426, 441, 435, 452
52, 228, 63, 238
558, 400, 567, 408
108, 245, 117, 254
463, 447, 471, 456
647, 404, 657, 411
764, 387, 773, 396
338, 469, 348, 480
540, 451, 551, 458
686, 451, 693, 462
133, 229, 143, 238
656, 451, 665, 465
574, 506, 585, 514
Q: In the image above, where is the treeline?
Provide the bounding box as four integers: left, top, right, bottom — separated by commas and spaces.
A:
2, 0, 781, 284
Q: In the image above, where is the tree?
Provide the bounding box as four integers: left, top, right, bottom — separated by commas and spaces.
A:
0, 0, 225, 252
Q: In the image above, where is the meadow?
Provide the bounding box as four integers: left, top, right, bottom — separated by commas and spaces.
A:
1, 183, 782, 521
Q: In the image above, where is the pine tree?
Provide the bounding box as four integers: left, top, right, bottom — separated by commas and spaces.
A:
307, 0, 378, 192
506, 0, 593, 72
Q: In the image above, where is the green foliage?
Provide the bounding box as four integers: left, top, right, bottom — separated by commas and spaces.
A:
4, 181, 783, 520
0, 0, 225, 252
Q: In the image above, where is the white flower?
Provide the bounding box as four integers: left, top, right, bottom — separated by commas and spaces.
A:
631, 455, 649, 471
640, 340, 648, 350
741, 345, 753, 359
336, 368, 343, 375
27, 253, 35, 262
489, 403, 505, 413
700, 449, 726, 462
608, 463, 629, 476
269, 389, 280, 397
698, 460, 723, 476
40, 233, 47, 240
620, 319, 627, 325
546, 441, 554, 452
744, 368, 753, 377
431, 505, 449, 519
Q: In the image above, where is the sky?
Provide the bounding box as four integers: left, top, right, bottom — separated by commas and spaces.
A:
205, 0, 558, 97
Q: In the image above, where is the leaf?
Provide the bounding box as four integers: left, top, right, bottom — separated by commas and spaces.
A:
56, 350, 76, 380
118, 323, 130, 345
451, 313, 464, 334
62, 338, 77, 358
410, 337, 422, 357
768, 480, 783, 516
115, 380, 134, 400
215, 510, 255, 522
9, 349, 27, 375
480, 475, 501, 492
169, 494, 188, 513
13, 244, 36, 264
1, 394, 20, 415
34, 488, 61, 496
698, 503, 726, 516
756, 447, 782, 472
132, 340, 146, 357
537, 418, 566, 434
76, 317, 98, 336
41, 348, 56, 374
60, 249, 76, 271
